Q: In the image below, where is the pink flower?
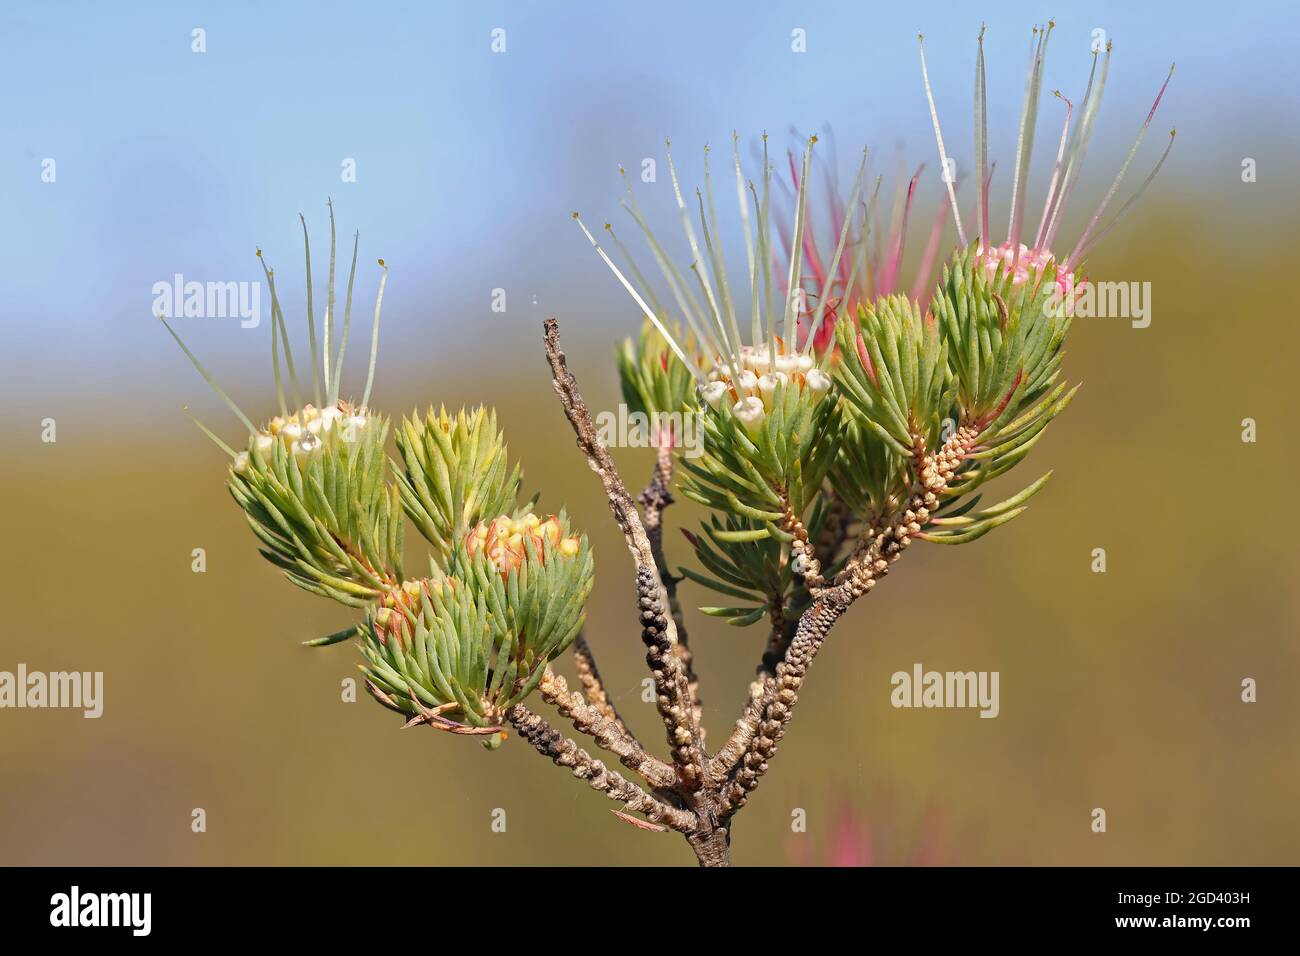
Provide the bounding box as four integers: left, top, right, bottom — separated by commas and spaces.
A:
919, 22, 1175, 292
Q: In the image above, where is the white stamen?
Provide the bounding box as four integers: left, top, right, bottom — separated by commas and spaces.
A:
572, 213, 700, 379
919, 34, 969, 248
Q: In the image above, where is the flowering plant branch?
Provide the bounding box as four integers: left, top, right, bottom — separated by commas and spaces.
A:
170, 25, 1172, 866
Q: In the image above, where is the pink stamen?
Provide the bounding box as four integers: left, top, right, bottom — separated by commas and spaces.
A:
1067, 64, 1175, 268
879, 166, 922, 295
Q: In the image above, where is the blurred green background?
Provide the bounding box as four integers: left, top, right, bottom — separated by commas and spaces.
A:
3, 1, 1298, 865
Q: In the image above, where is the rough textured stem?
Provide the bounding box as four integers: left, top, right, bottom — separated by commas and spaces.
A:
639, 445, 703, 740
571, 632, 630, 736
687, 823, 732, 868
718, 428, 978, 816
508, 704, 696, 833
711, 491, 848, 783
782, 502, 824, 594
814, 489, 854, 573
719, 590, 849, 815
709, 678, 768, 786
539, 668, 677, 789
708, 614, 796, 786
543, 318, 706, 792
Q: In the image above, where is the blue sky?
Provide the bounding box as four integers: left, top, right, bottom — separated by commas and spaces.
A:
2, 0, 1295, 415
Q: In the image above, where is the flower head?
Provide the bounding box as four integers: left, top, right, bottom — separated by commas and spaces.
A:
919, 22, 1175, 293
466, 512, 582, 574
576, 133, 861, 421
164, 198, 391, 473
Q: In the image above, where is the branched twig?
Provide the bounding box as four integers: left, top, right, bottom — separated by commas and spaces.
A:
708, 614, 796, 786
543, 318, 707, 793
781, 498, 824, 594
639, 445, 703, 740
507, 704, 696, 832
814, 489, 854, 575
539, 668, 677, 789
711, 492, 851, 783
572, 632, 630, 735
717, 428, 978, 816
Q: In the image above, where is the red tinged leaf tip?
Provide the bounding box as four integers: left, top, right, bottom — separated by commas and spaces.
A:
855, 332, 879, 387
681, 528, 699, 547
981, 367, 1024, 427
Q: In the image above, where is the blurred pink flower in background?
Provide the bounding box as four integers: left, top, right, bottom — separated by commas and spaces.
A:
784, 793, 952, 867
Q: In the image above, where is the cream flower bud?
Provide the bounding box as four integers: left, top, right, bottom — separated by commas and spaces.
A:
305, 418, 322, 435
736, 370, 759, 396
700, 380, 728, 410
255, 434, 274, 452
732, 396, 766, 437
319, 406, 343, 429
282, 422, 303, 441
804, 368, 832, 400
757, 372, 787, 410
793, 354, 814, 374
233, 451, 249, 474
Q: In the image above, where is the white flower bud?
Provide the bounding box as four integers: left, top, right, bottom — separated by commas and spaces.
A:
805, 368, 832, 400
700, 380, 728, 410
233, 451, 249, 474
255, 434, 274, 452
282, 422, 303, 441
732, 396, 766, 438
736, 370, 759, 396
793, 354, 814, 374
757, 372, 787, 410
305, 418, 322, 435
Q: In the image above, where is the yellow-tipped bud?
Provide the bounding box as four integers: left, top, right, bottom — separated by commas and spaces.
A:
466, 513, 581, 575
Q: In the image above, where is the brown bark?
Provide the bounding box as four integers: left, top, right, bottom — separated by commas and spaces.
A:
639, 445, 703, 741
524, 318, 981, 864
571, 632, 630, 735
543, 318, 706, 792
